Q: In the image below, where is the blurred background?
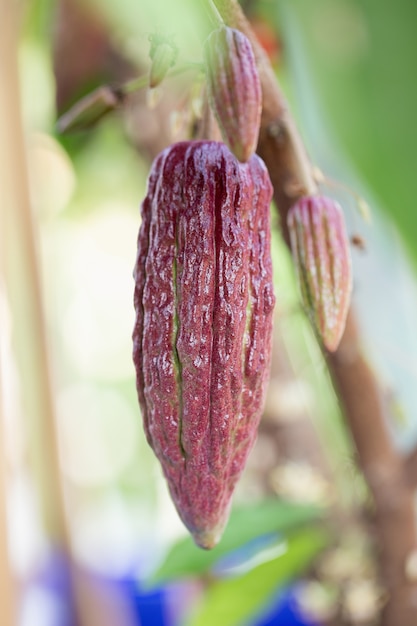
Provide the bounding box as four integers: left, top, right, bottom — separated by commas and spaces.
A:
1, 0, 417, 624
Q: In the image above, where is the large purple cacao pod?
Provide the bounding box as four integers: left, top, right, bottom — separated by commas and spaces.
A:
133, 141, 275, 549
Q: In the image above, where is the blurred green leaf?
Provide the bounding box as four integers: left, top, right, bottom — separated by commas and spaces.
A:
185, 527, 328, 626
23, 0, 55, 40
149, 499, 324, 585
272, 2, 417, 451
276, 0, 417, 267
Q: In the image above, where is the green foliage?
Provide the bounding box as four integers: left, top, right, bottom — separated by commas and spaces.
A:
185, 527, 327, 626
276, 0, 417, 267
149, 499, 324, 584
271, 1, 417, 450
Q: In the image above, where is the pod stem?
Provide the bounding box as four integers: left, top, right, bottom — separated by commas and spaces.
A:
203, 0, 225, 29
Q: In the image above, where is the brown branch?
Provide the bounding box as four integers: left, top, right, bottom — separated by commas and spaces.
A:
328, 314, 417, 625
404, 446, 417, 488
212, 1, 417, 624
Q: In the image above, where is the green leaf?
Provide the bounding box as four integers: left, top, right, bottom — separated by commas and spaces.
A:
148, 499, 323, 585
276, 0, 417, 268
274, 1, 417, 451
185, 527, 328, 626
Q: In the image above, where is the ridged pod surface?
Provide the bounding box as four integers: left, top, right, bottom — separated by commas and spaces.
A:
204, 26, 262, 163
287, 195, 352, 352
133, 141, 274, 548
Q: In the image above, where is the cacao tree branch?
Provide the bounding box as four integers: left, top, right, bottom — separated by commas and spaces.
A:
56, 63, 202, 134
404, 447, 417, 488
211, 1, 417, 624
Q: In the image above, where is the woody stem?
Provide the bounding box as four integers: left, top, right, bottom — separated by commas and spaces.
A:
210, 1, 417, 625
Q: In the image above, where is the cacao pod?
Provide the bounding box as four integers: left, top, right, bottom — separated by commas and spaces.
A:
204, 26, 262, 163
287, 195, 352, 352
133, 141, 275, 548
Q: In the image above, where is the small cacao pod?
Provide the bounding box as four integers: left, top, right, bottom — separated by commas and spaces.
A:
149, 34, 177, 88
287, 195, 352, 352
133, 141, 275, 548
204, 26, 262, 163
